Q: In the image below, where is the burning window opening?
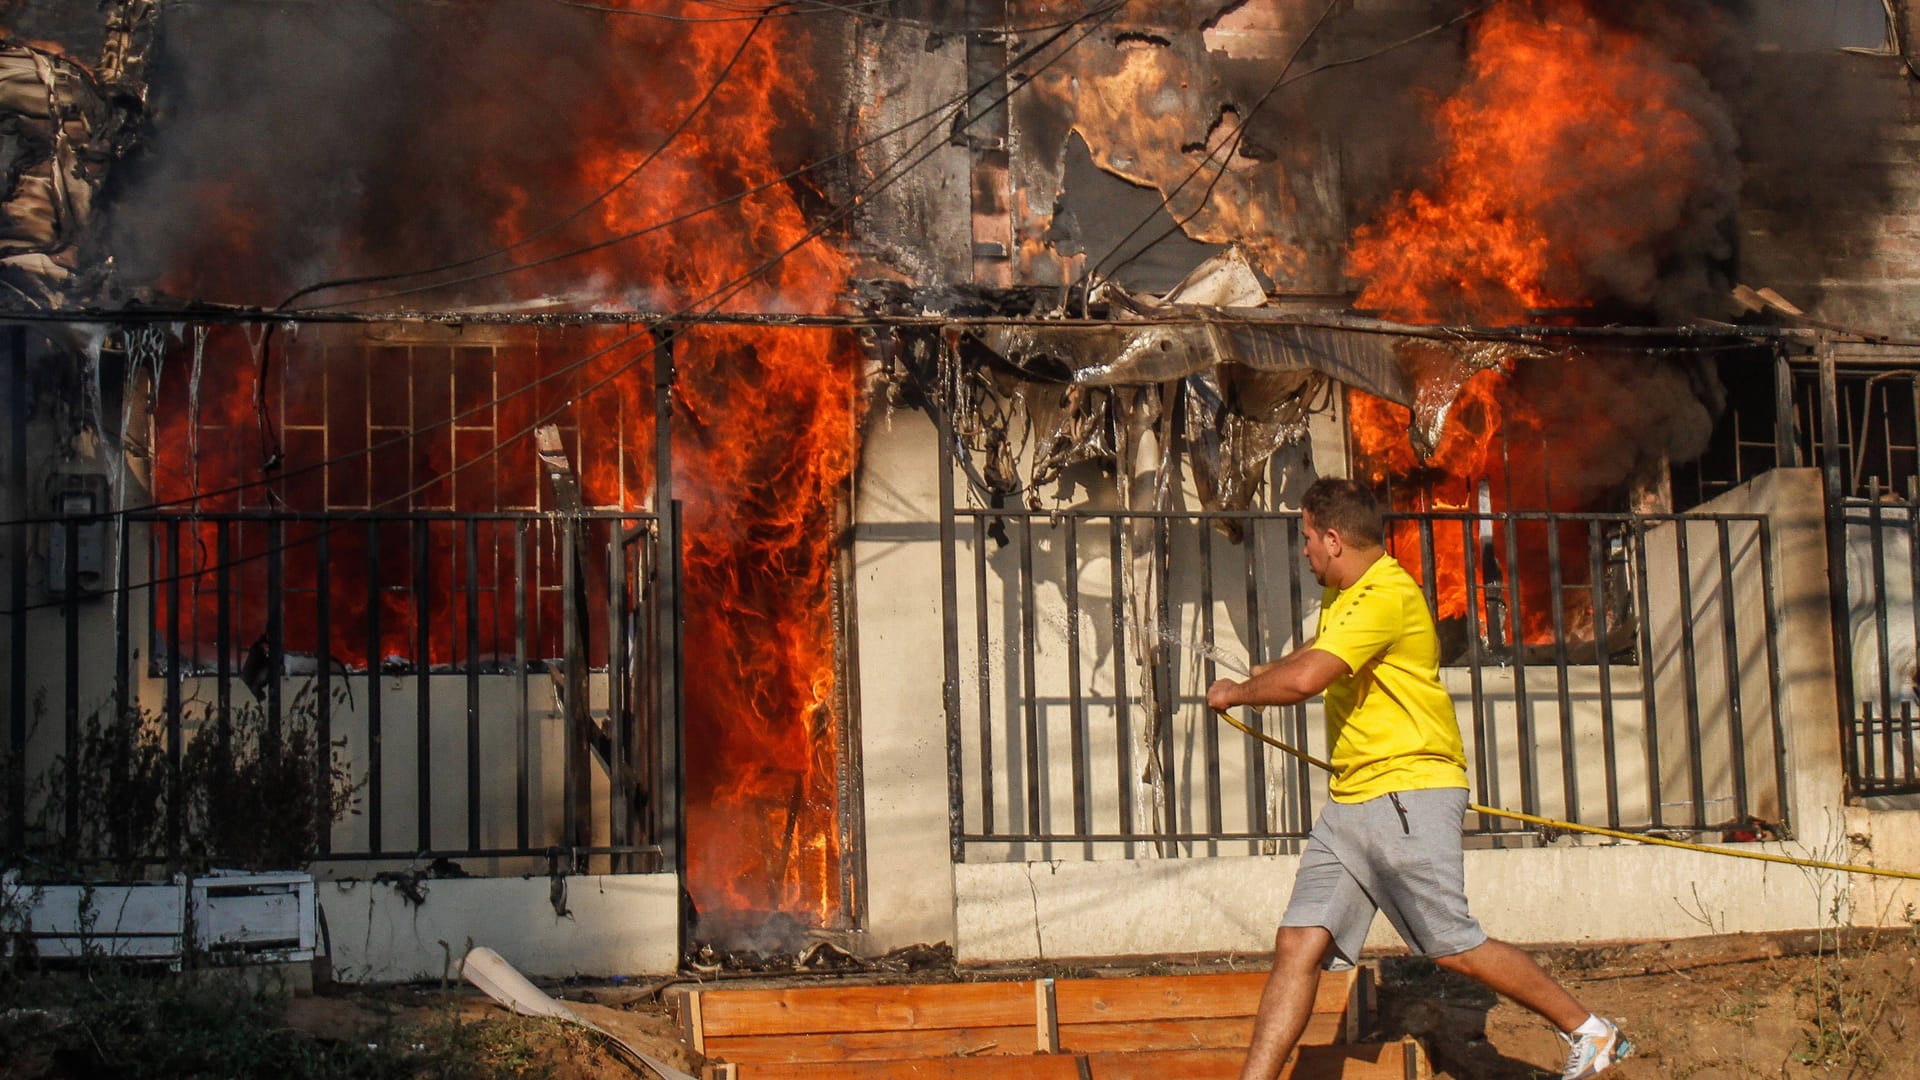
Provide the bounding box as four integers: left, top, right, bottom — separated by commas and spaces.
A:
145, 323, 655, 675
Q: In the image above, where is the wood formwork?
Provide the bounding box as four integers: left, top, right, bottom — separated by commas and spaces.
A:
684, 967, 1431, 1080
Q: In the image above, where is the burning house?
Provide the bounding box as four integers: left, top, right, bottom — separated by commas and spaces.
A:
2, 0, 1919, 981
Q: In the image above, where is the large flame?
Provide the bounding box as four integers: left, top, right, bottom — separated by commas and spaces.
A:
564, 4, 859, 933
1349, 1, 1730, 324
149, 3, 860, 934
1343, 1, 1732, 646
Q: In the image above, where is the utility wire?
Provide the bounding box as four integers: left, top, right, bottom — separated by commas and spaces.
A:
0, 0, 1128, 614
1082, 2, 1488, 302
0, 0, 1128, 532
555, 0, 1115, 33
292, 0, 1131, 312
278, 6, 775, 310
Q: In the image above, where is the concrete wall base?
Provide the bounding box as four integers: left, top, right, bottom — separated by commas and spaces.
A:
316, 874, 679, 983
953, 833, 1887, 964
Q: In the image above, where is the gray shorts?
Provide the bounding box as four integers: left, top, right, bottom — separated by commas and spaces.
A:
1281, 787, 1486, 968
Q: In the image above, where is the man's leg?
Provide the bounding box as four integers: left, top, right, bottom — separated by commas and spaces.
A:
1239, 925, 1334, 1080
1433, 938, 1588, 1033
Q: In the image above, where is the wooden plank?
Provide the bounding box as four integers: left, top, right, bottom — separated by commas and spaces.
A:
1057, 1013, 1342, 1053
684, 990, 706, 1056
1346, 966, 1374, 1044
697, 981, 1038, 1038
1403, 1037, 1432, 1080
726, 1056, 1087, 1080
1054, 968, 1354, 1025
1035, 978, 1058, 1054
1082, 1039, 1415, 1080
705, 1025, 1036, 1064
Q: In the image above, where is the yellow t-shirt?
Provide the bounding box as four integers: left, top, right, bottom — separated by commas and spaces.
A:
1311, 552, 1470, 803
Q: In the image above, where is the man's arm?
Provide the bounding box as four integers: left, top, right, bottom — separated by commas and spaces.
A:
1207, 646, 1350, 710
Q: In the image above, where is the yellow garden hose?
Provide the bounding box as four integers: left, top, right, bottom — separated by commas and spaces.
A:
1211, 708, 1920, 883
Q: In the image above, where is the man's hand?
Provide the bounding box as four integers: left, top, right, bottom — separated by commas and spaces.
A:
1207, 678, 1241, 711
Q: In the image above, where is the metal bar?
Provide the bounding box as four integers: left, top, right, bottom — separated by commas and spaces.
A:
216, 521, 231, 751
1156, 516, 1177, 851
62, 509, 78, 843
267, 516, 284, 744
1198, 520, 1222, 847
315, 527, 332, 856
1463, 517, 1493, 832
1064, 515, 1088, 841
606, 520, 627, 871
957, 828, 1310, 845
560, 515, 581, 852
935, 372, 965, 860
973, 514, 994, 839
1546, 517, 1577, 822
466, 519, 482, 855
6, 324, 23, 851
665, 499, 686, 885
514, 521, 530, 852
652, 331, 683, 888
1819, 343, 1856, 790
166, 519, 183, 851
1872, 495, 1894, 717
415, 517, 432, 851
1242, 517, 1268, 837
1673, 520, 1707, 825
1588, 522, 1620, 829
366, 519, 383, 855
1717, 520, 1750, 821
114, 513, 130, 747
1418, 517, 1438, 619
1502, 508, 1537, 817
1632, 521, 1663, 828
1283, 517, 1309, 833
1018, 515, 1042, 838
1109, 517, 1133, 843
1751, 515, 1789, 828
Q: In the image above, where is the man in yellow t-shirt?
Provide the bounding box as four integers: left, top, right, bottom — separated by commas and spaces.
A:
1207, 478, 1630, 1080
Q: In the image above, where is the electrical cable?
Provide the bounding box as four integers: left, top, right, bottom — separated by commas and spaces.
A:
278, 5, 776, 311
1210, 708, 1920, 882
1082, 2, 1488, 302
0, 0, 1129, 533
293, 0, 1132, 312
0, 0, 1128, 615
553, 0, 1116, 33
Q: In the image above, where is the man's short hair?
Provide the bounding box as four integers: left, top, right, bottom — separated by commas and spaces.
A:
1300, 477, 1384, 547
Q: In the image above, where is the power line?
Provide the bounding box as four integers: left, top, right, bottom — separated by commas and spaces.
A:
278, 6, 775, 310
0, 0, 1130, 532
292, 0, 1131, 312
0, 0, 1130, 614
1082, 2, 1488, 301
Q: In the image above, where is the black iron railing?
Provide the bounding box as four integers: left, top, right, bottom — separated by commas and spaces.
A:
11, 508, 676, 873
941, 501, 1789, 859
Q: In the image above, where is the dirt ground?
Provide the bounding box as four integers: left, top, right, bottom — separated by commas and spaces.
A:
280, 926, 1920, 1079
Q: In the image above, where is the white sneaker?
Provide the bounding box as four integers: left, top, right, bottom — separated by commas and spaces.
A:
1562, 1018, 1632, 1079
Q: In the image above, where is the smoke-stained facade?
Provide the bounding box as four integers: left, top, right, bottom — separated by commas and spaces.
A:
3, 0, 1919, 971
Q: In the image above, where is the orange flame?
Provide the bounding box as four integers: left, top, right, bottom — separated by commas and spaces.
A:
1349, 2, 1727, 324
1343, 2, 1729, 646
151, 3, 861, 932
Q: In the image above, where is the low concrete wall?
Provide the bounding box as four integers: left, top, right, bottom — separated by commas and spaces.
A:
317, 873, 680, 983
953, 838, 1858, 964
1844, 806, 1920, 924
938, 468, 1891, 963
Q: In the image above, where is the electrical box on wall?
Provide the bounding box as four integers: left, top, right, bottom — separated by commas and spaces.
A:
46, 472, 109, 597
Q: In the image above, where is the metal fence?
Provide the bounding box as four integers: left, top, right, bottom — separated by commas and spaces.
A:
1838, 496, 1920, 795
941, 503, 1789, 860
10, 508, 678, 873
